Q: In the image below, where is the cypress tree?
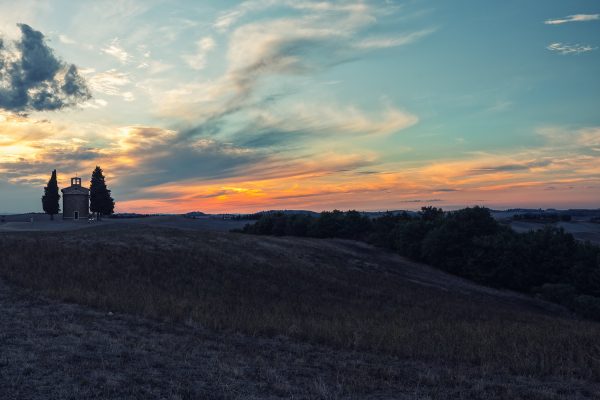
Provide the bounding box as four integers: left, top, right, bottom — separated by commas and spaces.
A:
90, 166, 115, 220
42, 169, 60, 220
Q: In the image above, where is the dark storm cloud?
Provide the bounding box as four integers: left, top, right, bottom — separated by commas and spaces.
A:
0, 24, 91, 113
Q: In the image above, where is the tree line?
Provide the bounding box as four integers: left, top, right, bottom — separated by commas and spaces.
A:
513, 212, 571, 223
240, 207, 600, 320
41, 166, 115, 219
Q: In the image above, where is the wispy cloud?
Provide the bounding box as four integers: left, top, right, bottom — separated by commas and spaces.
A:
537, 126, 600, 148
58, 34, 76, 44
356, 28, 436, 49
239, 104, 418, 148
213, 1, 391, 33
545, 14, 599, 25
576, 127, 600, 147
80, 99, 108, 109
137, 60, 174, 75
158, 1, 431, 124
88, 69, 133, 102
470, 160, 552, 174
101, 38, 131, 63
214, 9, 246, 32
182, 36, 216, 70
547, 42, 596, 55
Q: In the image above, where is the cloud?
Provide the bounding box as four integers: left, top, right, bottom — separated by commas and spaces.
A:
545, 14, 599, 25
226, 19, 354, 82
101, 38, 131, 63
470, 160, 553, 174
487, 100, 512, 113
537, 126, 600, 148
116, 126, 177, 151
160, 2, 429, 124
112, 131, 267, 190
58, 34, 76, 45
433, 188, 458, 193
182, 36, 216, 70
88, 69, 133, 101
80, 99, 108, 109
137, 60, 174, 74
0, 128, 104, 185
576, 127, 600, 147
0, 24, 91, 113
98, 122, 379, 201
238, 104, 417, 148
6, 119, 597, 214
213, 0, 427, 103
399, 198, 442, 203
2, 2, 448, 213
122, 92, 135, 102
214, 9, 245, 32
213, 1, 375, 32
289, 2, 369, 12
0, 148, 101, 185
547, 42, 596, 55
356, 29, 436, 49
136, 0, 427, 208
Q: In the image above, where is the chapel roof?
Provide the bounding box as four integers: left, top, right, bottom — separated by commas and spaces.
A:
61, 185, 90, 195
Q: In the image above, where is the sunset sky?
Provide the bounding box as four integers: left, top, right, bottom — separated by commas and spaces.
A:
1, 0, 599, 214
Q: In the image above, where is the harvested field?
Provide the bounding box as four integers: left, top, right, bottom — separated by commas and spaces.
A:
1, 224, 599, 398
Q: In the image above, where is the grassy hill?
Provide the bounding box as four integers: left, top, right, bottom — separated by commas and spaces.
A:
1, 224, 599, 398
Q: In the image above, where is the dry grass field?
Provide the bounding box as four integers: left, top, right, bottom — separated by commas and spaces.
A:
1, 224, 599, 398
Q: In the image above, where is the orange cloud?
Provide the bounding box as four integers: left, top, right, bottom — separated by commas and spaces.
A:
3, 113, 600, 213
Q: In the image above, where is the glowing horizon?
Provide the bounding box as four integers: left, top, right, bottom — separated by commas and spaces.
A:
1, 1, 599, 214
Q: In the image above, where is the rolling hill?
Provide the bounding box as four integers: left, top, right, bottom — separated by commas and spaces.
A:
0, 223, 598, 398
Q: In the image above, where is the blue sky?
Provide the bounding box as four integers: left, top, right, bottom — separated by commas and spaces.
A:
0, 0, 599, 213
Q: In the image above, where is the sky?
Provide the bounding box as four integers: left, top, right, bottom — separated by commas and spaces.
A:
0, 0, 599, 214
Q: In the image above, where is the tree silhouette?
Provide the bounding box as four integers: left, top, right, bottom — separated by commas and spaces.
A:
90, 166, 114, 220
42, 169, 60, 220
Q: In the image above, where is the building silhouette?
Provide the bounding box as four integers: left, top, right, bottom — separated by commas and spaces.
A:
61, 177, 89, 220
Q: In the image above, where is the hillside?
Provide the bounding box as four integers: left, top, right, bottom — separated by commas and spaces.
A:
1, 224, 599, 398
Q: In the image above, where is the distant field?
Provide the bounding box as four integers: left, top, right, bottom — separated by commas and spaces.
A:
510, 221, 600, 244
4, 213, 600, 244
0, 214, 248, 232
1, 224, 599, 398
